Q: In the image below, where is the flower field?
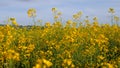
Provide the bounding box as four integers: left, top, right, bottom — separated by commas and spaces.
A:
0, 8, 120, 68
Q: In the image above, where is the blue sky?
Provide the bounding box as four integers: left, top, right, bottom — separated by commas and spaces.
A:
0, 0, 120, 25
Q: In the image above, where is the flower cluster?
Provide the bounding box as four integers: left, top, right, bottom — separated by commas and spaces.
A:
0, 8, 120, 68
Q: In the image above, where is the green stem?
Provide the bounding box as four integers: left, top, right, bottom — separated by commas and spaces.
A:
32, 17, 36, 26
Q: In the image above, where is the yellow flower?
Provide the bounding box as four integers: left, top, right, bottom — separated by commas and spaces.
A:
108, 8, 115, 13
27, 8, 36, 17
9, 17, 18, 26
13, 53, 20, 61
77, 11, 82, 16
54, 15, 59, 19
10, 17, 16, 21
114, 16, 119, 22
33, 64, 41, 68
42, 59, 53, 67
45, 22, 51, 27
93, 17, 98, 22
6, 49, 20, 61
0, 32, 4, 42
67, 59, 72, 66
37, 59, 42, 64
63, 59, 72, 66
57, 12, 62, 16
52, 8, 57, 12
73, 14, 79, 19
98, 55, 104, 60
106, 63, 114, 68
67, 20, 73, 24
